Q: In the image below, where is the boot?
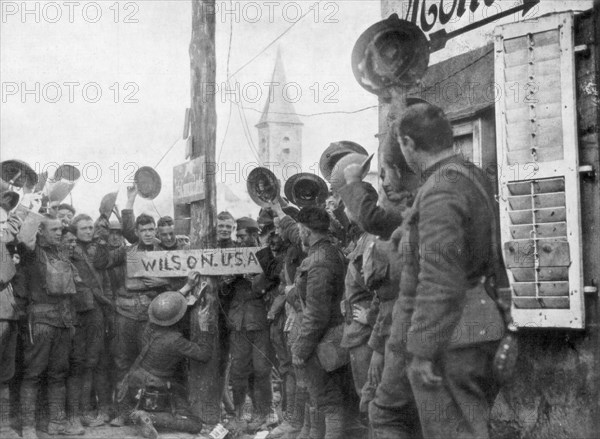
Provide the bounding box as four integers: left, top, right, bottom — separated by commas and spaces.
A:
323, 407, 345, 439
20, 383, 38, 433
296, 403, 312, 439
131, 410, 158, 439
309, 407, 325, 439
269, 384, 306, 439
21, 426, 39, 439
0, 387, 20, 439
64, 377, 85, 435
227, 404, 248, 434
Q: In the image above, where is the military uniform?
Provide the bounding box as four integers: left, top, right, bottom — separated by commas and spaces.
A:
0, 242, 25, 437
93, 241, 168, 384
291, 236, 351, 435
340, 232, 378, 396
68, 240, 114, 423
14, 242, 79, 431
370, 156, 504, 439
122, 323, 210, 434
222, 270, 273, 418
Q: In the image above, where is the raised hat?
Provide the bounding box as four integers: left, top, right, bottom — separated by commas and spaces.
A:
352, 13, 430, 97
330, 153, 373, 193
320, 141, 368, 181
284, 173, 328, 208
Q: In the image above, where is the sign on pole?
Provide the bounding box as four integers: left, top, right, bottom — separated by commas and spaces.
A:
173, 155, 206, 204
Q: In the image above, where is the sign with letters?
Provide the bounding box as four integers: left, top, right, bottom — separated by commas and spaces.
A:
127, 247, 263, 277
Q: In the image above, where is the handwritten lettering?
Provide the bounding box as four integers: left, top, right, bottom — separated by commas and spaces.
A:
407, 0, 498, 32
128, 248, 263, 278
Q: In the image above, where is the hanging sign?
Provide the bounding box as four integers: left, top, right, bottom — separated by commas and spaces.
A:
173, 155, 206, 204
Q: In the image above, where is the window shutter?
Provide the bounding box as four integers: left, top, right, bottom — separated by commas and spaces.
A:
494, 12, 583, 328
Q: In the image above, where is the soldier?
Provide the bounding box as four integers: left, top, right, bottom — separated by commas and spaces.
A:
93, 213, 171, 426
0, 192, 23, 439
14, 215, 83, 439
55, 204, 76, 228
66, 214, 114, 430
267, 207, 311, 439
224, 217, 273, 433
290, 207, 350, 439
370, 103, 505, 439
337, 131, 418, 414
121, 289, 211, 439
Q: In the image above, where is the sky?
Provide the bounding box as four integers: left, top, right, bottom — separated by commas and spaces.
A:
0, 0, 593, 219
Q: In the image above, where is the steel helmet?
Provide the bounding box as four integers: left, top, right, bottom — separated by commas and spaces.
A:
148, 291, 188, 326
329, 153, 373, 193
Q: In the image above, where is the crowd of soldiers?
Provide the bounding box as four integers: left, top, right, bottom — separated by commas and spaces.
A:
0, 102, 508, 439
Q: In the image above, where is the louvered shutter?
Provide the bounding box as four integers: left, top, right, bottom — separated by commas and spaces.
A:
494, 12, 583, 328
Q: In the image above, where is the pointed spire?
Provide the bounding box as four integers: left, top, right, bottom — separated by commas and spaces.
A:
256, 47, 303, 127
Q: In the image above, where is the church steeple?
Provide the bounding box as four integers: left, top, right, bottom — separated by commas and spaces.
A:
256, 48, 303, 181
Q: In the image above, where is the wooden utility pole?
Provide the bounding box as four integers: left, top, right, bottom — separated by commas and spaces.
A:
188, 0, 220, 426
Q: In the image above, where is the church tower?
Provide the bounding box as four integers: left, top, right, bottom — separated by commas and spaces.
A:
256, 48, 303, 182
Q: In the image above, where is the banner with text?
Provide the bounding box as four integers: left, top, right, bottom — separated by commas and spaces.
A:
127, 247, 263, 277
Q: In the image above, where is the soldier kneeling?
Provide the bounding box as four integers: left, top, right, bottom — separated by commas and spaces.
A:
117, 288, 210, 439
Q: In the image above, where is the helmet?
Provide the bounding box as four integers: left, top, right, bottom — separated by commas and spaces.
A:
284, 173, 328, 208
247, 167, 280, 208
0, 191, 19, 213
148, 291, 188, 326
329, 153, 373, 193
319, 141, 368, 181
352, 13, 430, 97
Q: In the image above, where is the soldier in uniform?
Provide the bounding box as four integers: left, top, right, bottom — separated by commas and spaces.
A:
121, 289, 211, 439
93, 213, 171, 425
15, 215, 83, 439
0, 192, 23, 439
370, 103, 504, 439
290, 207, 351, 439
66, 214, 114, 430
337, 131, 418, 414
224, 217, 273, 433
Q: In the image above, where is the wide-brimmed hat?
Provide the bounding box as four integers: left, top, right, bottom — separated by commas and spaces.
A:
352, 13, 430, 97
284, 173, 328, 208
0, 160, 38, 190
330, 153, 374, 193
320, 141, 368, 181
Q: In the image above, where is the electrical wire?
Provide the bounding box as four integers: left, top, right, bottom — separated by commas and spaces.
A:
227, 0, 324, 81
239, 104, 379, 118
154, 137, 182, 168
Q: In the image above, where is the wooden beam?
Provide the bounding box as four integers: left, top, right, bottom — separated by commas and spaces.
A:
188, 0, 221, 426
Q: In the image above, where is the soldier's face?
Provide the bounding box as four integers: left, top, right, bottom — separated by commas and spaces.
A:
380, 161, 402, 198
75, 219, 94, 243
217, 219, 234, 241
61, 231, 77, 258
108, 230, 123, 248
398, 135, 419, 174
57, 209, 74, 226
157, 225, 176, 248
136, 223, 156, 246
40, 219, 63, 247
